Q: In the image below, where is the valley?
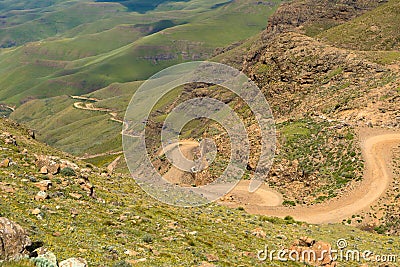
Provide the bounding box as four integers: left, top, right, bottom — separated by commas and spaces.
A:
0, 0, 400, 266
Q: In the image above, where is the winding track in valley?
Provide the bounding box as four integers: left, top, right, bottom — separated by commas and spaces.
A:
70, 95, 124, 160
161, 129, 400, 224
71, 94, 400, 223
223, 129, 400, 224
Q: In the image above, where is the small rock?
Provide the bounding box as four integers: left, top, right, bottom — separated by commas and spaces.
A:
69, 193, 82, 200
0, 158, 10, 168
206, 254, 219, 262
35, 191, 49, 201
28, 129, 35, 139
34, 180, 52, 191
127, 258, 147, 264
70, 208, 79, 217
59, 257, 88, 267
40, 166, 48, 174
53, 232, 62, 237
31, 208, 41, 215
48, 163, 60, 175
251, 228, 266, 238
124, 249, 138, 256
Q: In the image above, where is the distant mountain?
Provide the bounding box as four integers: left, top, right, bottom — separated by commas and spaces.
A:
95, 0, 190, 13
0, 0, 280, 106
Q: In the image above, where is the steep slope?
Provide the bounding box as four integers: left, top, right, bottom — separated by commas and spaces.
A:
214, 0, 388, 69
211, 0, 400, 233
2, 117, 399, 266
318, 0, 400, 51
263, 0, 386, 37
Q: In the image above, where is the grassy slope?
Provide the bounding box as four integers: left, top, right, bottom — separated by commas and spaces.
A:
0, 118, 398, 266
0, 1, 125, 47
318, 0, 400, 51
10, 95, 122, 155
0, 0, 279, 105
7, 0, 280, 156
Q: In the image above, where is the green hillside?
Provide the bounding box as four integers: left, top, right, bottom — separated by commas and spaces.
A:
318, 0, 400, 51
0, 118, 398, 266
0, 0, 280, 105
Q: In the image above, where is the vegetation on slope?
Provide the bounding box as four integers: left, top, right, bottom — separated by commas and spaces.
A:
0, 118, 399, 266
319, 0, 400, 51
0, 0, 280, 105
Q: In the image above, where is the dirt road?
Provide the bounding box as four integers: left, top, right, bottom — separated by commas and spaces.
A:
161, 129, 400, 224
159, 140, 199, 184
222, 129, 400, 224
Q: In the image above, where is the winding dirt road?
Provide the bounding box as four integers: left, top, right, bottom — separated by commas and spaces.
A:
159, 140, 199, 184
222, 129, 400, 224
72, 93, 400, 223
161, 129, 400, 224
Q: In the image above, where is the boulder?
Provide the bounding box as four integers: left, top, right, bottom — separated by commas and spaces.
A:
35, 191, 49, 201
33, 180, 52, 191
40, 166, 48, 174
289, 236, 337, 267
47, 163, 60, 175
33, 247, 57, 266
0, 217, 31, 261
28, 129, 35, 139
36, 156, 60, 175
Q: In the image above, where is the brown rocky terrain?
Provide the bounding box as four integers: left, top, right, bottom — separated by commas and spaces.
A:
145, 0, 400, 234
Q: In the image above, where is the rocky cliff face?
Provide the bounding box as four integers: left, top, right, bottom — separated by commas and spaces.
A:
263, 0, 386, 38
210, 0, 400, 214
214, 0, 388, 72
242, 32, 400, 128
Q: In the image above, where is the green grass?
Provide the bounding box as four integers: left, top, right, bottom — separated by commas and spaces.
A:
0, 0, 281, 105
318, 0, 400, 50
1, 260, 35, 267
360, 50, 400, 65
280, 122, 311, 142
10, 95, 122, 155
276, 118, 364, 203
85, 154, 122, 168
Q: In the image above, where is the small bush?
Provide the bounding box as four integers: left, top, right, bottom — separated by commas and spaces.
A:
284, 216, 296, 224
60, 167, 76, 176
374, 225, 387, 235
282, 200, 296, 207
142, 234, 153, 243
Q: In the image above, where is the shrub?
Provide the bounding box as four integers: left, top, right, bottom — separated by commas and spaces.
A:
60, 167, 76, 176
142, 234, 153, 243
282, 200, 296, 207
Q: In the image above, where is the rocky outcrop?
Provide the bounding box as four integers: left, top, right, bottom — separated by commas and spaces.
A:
0, 217, 31, 261
263, 0, 386, 38
214, 0, 388, 77
243, 32, 388, 119
289, 237, 337, 267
